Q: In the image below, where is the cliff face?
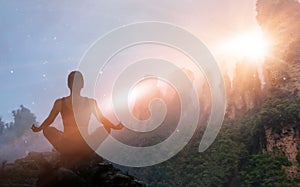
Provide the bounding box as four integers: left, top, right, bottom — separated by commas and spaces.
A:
257, 0, 300, 166
264, 126, 300, 161
257, 0, 300, 94
264, 125, 300, 178
225, 62, 262, 119
223, 1, 300, 179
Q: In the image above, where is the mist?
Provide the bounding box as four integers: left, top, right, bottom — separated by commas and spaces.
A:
0, 105, 51, 162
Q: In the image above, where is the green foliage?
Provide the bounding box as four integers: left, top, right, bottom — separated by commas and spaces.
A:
296, 151, 300, 164
221, 111, 264, 154
238, 90, 300, 186
259, 90, 300, 129
125, 89, 300, 186
126, 116, 251, 186
135, 137, 247, 187
240, 154, 294, 187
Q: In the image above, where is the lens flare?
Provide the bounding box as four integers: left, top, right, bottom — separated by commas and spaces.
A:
219, 29, 270, 62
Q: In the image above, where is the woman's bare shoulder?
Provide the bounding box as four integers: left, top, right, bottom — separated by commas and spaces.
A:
84, 97, 97, 105
55, 97, 67, 104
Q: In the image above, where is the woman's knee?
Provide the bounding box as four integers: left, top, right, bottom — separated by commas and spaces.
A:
43, 127, 57, 138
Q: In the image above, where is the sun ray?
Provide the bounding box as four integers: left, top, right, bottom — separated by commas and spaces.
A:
218, 29, 271, 63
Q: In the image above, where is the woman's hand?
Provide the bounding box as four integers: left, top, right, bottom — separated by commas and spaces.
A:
115, 123, 124, 130
31, 124, 42, 132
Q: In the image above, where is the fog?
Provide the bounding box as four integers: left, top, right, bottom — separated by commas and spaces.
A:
0, 105, 51, 162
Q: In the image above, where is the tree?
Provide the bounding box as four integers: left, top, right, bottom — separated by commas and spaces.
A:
296, 151, 300, 164
11, 105, 37, 137
240, 154, 294, 187
0, 105, 37, 142
0, 118, 4, 135
259, 91, 300, 130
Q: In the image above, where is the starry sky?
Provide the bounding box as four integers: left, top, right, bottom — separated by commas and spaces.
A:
0, 0, 259, 122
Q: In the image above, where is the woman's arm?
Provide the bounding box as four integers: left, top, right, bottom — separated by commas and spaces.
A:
31, 99, 61, 132
91, 99, 123, 131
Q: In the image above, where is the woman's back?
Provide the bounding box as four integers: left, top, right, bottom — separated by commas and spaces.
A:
60, 96, 93, 137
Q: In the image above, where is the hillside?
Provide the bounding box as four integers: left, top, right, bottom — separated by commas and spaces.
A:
0, 152, 144, 187
117, 0, 300, 186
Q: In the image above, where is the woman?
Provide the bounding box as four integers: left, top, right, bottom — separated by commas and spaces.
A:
31, 71, 123, 160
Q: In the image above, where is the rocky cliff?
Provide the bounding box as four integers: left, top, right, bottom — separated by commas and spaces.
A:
256, 0, 300, 178
257, 0, 300, 94
225, 61, 263, 119
264, 126, 300, 161
0, 152, 144, 187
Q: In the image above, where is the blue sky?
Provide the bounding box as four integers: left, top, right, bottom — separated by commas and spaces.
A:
0, 0, 258, 122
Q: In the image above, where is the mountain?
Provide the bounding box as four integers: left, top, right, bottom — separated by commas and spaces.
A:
256, 0, 300, 179
116, 0, 300, 186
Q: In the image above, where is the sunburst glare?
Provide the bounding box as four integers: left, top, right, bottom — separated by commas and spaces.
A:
218, 29, 271, 63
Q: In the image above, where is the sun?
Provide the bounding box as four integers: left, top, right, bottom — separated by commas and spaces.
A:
219, 29, 270, 62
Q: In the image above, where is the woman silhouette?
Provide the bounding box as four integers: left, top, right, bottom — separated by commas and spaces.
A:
31, 71, 123, 159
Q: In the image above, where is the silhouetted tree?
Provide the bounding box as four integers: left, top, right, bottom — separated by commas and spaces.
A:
0, 118, 4, 135
11, 105, 37, 137
0, 105, 37, 140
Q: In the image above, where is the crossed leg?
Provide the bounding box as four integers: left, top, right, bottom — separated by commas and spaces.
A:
43, 126, 111, 162
43, 127, 68, 154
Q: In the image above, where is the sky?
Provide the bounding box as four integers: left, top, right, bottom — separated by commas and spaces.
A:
0, 0, 259, 122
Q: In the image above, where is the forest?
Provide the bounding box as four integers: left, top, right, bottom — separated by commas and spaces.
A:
119, 88, 300, 187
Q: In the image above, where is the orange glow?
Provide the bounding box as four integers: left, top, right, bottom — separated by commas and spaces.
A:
219, 29, 271, 62
128, 79, 158, 112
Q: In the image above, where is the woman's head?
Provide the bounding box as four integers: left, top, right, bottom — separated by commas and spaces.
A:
68, 71, 84, 92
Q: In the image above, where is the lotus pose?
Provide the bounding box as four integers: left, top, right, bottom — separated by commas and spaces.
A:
32, 71, 123, 159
